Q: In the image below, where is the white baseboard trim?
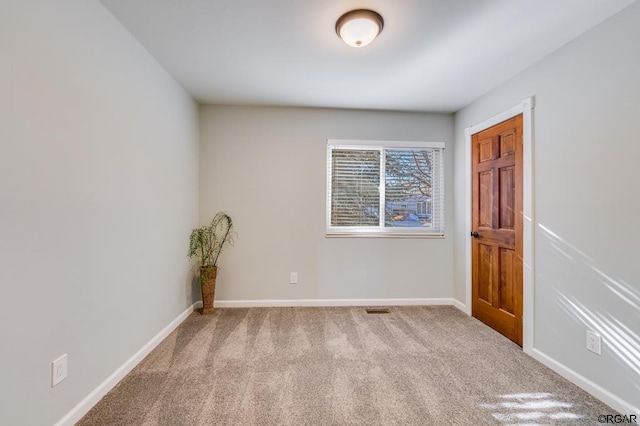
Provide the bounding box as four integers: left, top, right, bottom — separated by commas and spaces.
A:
529, 348, 639, 415
214, 298, 460, 308
54, 302, 199, 426
450, 299, 468, 313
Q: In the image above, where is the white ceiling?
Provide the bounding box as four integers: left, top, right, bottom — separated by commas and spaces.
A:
100, 0, 636, 112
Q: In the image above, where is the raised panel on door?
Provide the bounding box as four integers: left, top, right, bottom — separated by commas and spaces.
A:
479, 137, 496, 162
499, 130, 515, 158
499, 166, 515, 230
499, 248, 515, 314
477, 243, 494, 304
479, 171, 494, 228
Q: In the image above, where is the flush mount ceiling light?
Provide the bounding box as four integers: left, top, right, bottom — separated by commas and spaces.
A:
336, 9, 384, 48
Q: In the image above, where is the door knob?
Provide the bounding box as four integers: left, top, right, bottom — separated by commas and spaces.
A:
470, 231, 479, 238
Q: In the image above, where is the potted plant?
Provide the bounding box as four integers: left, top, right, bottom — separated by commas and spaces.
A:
188, 212, 234, 314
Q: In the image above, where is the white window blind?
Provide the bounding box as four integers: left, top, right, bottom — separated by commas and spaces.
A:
327, 140, 445, 237
330, 148, 381, 227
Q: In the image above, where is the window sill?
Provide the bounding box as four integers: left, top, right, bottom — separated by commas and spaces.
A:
325, 232, 445, 239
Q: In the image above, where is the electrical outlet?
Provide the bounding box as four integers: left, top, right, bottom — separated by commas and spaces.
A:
52, 354, 67, 387
586, 330, 602, 355
290, 272, 298, 284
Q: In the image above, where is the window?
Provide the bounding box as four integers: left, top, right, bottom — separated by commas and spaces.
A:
416, 201, 428, 216
326, 140, 445, 236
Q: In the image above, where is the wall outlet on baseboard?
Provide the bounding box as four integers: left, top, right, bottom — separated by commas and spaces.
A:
586, 330, 602, 355
290, 272, 298, 284
52, 354, 67, 387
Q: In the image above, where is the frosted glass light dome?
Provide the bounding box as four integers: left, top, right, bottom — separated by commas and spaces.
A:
336, 10, 384, 48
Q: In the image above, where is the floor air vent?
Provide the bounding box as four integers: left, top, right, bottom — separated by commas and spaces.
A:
365, 308, 390, 314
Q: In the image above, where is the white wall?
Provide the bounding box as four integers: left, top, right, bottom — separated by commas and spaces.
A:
453, 2, 640, 412
0, 1, 199, 425
200, 106, 453, 302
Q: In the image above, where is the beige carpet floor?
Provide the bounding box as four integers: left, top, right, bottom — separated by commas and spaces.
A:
77, 306, 615, 425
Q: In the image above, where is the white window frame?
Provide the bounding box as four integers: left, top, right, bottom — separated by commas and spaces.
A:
326, 139, 445, 237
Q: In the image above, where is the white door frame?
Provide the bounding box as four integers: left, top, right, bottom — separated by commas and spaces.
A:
464, 97, 535, 353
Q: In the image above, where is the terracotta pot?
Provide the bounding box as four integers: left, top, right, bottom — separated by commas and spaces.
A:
200, 265, 217, 315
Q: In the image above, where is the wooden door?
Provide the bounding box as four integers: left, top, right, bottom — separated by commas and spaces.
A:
472, 115, 523, 346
